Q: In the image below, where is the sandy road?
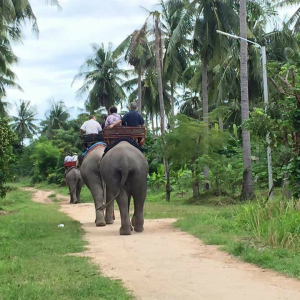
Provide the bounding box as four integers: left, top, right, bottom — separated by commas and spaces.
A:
27, 188, 300, 300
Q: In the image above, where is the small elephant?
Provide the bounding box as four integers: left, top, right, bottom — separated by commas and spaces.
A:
65, 167, 84, 204
100, 141, 148, 235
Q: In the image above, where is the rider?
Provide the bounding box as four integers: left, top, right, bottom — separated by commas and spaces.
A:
80, 115, 103, 148
105, 106, 122, 129
122, 102, 144, 127
121, 102, 145, 146
101, 115, 108, 131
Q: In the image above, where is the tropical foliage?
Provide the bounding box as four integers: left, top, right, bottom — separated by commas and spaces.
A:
11, 100, 38, 146
3, 0, 300, 204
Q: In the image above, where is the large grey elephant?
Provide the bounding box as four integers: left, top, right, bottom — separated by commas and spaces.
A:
99, 141, 148, 235
65, 167, 84, 204
80, 145, 114, 226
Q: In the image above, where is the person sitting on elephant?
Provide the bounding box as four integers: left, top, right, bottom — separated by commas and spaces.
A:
101, 115, 108, 131
80, 115, 103, 148
105, 106, 122, 129
64, 153, 72, 163
122, 102, 144, 127
122, 102, 145, 146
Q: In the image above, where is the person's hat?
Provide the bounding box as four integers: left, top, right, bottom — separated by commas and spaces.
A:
130, 102, 138, 110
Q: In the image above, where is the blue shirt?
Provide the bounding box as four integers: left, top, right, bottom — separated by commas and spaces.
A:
122, 110, 144, 126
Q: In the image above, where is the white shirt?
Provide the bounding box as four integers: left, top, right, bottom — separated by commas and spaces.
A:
64, 156, 72, 163
80, 119, 102, 134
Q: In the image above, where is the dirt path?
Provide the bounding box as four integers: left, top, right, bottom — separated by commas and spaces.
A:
23, 187, 69, 204
27, 188, 300, 300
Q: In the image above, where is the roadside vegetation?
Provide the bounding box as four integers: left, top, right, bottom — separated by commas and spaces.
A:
1, 0, 300, 294
0, 187, 133, 300
145, 189, 300, 279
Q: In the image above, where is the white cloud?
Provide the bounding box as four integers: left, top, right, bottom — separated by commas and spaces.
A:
6, 0, 158, 119
6, 1, 300, 120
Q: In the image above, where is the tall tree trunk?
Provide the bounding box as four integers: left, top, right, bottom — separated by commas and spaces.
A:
155, 113, 159, 135
202, 57, 210, 190
171, 81, 175, 123
219, 117, 224, 131
155, 15, 171, 202
151, 113, 155, 135
138, 68, 142, 113
282, 128, 291, 201
240, 0, 254, 200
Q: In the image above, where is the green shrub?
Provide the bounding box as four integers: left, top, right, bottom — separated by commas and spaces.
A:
235, 200, 300, 249
30, 141, 60, 183
0, 118, 15, 198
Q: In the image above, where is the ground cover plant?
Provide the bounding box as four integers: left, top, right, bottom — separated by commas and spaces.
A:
0, 187, 133, 300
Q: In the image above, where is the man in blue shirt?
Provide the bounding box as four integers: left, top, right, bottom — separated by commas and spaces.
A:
122, 102, 144, 126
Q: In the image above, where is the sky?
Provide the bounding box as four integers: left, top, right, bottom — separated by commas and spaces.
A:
5, 0, 298, 120
6, 0, 158, 119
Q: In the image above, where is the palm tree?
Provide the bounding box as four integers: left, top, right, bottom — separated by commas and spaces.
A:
180, 92, 202, 120
161, 0, 189, 119
276, 0, 300, 32
0, 100, 10, 117
153, 11, 171, 201
11, 100, 38, 146
114, 25, 153, 112
169, 0, 239, 191
240, 0, 254, 200
41, 99, 69, 139
73, 43, 127, 113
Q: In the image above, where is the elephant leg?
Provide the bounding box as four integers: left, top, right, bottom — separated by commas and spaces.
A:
89, 185, 106, 227
105, 188, 114, 225
128, 194, 133, 231
116, 188, 131, 235
68, 184, 77, 204
75, 186, 82, 204
131, 189, 146, 233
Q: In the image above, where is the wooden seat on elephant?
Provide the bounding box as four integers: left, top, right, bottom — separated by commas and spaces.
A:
103, 126, 145, 146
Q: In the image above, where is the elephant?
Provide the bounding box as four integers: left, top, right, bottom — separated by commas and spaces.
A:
65, 167, 84, 204
99, 141, 149, 235
80, 145, 114, 227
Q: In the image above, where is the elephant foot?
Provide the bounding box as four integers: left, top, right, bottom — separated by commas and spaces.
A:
120, 225, 132, 235
73, 201, 80, 205
96, 220, 106, 227
131, 215, 144, 232
105, 219, 114, 225
134, 225, 144, 233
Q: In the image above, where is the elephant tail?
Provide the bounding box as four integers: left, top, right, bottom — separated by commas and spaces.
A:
113, 168, 129, 199
97, 168, 128, 212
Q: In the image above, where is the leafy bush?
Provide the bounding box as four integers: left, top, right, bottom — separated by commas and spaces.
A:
30, 140, 60, 183
0, 118, 16, 197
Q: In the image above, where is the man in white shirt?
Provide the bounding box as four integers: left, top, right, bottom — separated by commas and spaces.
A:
64, 154, 73, 163
80, 115, 102, 135
80, 115, 103, 149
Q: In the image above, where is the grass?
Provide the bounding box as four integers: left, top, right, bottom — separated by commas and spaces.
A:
13, 178, 93, 204
144, 188, 300, 280
0, 187, 133, 300
13, 178, 300, 280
